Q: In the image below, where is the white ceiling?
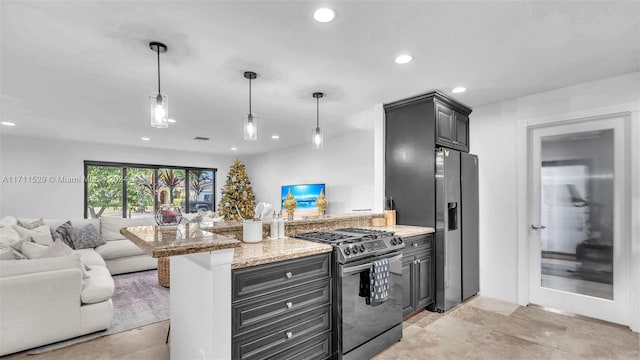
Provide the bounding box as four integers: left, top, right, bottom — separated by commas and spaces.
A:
1, 1, 638, 155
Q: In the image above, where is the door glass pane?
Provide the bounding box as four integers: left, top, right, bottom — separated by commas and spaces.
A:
86, 165, 123, 218
158, 169, 185, 209
187, 170, 214, 213
540, 129, 613, 300
126, 168, 156, 219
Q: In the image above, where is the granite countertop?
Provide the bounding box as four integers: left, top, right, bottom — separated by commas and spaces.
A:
358, 225, 435, 237
231, 237, 333, 269
121, 224, 241, 258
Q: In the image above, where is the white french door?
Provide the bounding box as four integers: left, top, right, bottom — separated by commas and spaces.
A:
528, 116, 629, 325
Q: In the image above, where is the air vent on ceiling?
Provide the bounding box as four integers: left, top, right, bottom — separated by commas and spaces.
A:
194, 137, 210, 141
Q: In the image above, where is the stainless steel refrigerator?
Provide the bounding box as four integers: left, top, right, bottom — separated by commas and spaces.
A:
434, 148, 479, 312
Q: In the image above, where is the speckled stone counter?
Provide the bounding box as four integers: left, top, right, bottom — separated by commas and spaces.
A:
231, 237, 333, 269
121, 224, 241, 258
358, 225, 435, 238
200, 212, 384, 239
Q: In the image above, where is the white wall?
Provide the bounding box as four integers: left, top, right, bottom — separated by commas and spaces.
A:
0, 135, 235, 219
243, 109, 377, 215
471, 72, 639, 329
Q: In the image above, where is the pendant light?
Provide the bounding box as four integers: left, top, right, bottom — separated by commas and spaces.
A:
243, 71, 258, 141
149, 42, 168, 128
312, 92, 324, 149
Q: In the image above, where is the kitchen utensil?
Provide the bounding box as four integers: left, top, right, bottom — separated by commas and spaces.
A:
260, 203, 273, 219
253, 203, 264, 221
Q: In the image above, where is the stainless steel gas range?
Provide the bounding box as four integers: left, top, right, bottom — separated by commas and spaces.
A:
294, 228, 405, 359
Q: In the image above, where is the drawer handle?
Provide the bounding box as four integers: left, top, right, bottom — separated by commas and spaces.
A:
286, 331, 293, 339
412, 243, 418, 247
286, 301, 293, 309
285, 271, 293, 279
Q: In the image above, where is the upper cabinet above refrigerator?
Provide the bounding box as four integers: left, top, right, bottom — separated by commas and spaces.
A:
435, 101, 470, 153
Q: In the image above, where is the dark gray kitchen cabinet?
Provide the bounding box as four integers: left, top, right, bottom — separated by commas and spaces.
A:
231, 253, 333, 360
435, 100, 469, 152
385, 91, 471, 228
401, 234, 434, 318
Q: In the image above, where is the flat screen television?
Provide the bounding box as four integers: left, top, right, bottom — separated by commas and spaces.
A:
281, 183, 326, 215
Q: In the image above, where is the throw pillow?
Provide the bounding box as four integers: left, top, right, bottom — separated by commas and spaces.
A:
0, 216, 18, 227
55, 221, 74, 248
0, 226, 21, 244
20, 241, 49, 259
68, 224, 105, 249
8, 236, 29, 252
0, 245, 17, 260
13, 225, 54, 246
17, 218, 46, 230
39, 240, 74, 258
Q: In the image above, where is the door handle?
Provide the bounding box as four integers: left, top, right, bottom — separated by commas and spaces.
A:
530, 224, 547, 230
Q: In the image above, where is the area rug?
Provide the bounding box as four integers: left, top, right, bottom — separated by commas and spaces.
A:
28, 269, 169, 354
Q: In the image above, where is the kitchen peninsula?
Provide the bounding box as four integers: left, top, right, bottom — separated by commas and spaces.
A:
122, 214, 434, 359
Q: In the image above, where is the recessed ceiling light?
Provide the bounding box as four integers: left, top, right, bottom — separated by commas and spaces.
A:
314, 8, 336, 22
395, 54, 413, 64
1, 121, 16, 127
452, 87, 467, 94
230, 147, 238, 151
271, 135, 280, 139
167, 118, 177, 123
141, 137, 151, 141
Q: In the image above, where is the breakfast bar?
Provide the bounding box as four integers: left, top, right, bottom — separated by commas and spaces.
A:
121, 215, 433, 359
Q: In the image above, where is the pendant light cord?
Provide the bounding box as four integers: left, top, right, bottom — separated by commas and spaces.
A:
156, 47, 161, 94
249, 78, 252, 115
316, 97, 320, 129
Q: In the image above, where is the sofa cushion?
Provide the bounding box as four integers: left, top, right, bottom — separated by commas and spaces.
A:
0, 254, 81, 277
95, 240, 145, 260
68, 224, 105, 249
73, 249, 107, 268
100, 217, 155, 241
13, 225, 54, 246
80, 265, 114, 304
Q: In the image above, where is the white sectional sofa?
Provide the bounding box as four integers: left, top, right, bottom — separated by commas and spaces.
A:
0, 216, 157, 356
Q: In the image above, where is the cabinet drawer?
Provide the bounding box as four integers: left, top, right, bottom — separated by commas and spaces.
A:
269, 331, 332, 360
402, 234, 433, 255
233, 304, 332, 360
233, 253, 331, 301
233, 278, 331, 336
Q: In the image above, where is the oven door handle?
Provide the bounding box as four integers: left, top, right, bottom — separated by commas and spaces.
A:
339, 253, 402, 277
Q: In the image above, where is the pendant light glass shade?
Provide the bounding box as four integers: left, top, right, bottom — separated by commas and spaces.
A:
312, 92, 324, 150
312, 127, 323, 149
244, 113, 258, 141
149, 42, 169, 128
243, 71, 258, 141
150, 93, 168, 128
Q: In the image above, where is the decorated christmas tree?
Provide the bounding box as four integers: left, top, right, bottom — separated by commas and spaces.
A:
218, 160, 256, 221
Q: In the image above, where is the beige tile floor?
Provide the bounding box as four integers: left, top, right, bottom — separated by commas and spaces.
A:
5, 296, 639, 359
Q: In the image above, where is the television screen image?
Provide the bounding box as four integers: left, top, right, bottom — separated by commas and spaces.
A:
281, 183, 326, 215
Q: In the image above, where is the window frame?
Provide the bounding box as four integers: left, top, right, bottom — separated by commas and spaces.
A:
83, 160, 217, 219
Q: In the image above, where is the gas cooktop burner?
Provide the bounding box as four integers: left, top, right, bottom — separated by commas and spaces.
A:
294, 228, 404, 263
